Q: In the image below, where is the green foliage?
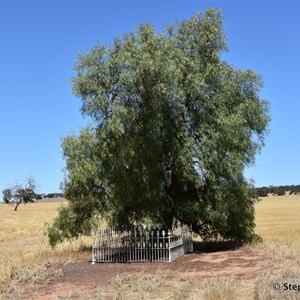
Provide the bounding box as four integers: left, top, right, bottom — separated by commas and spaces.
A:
44, 193, 64, 199
14, 177, 37, 204
46, 205, 91, 248
2, 188, 12, 203
256, 185, 300, 197
2, 177, 38, 207
48, 9, 270, 246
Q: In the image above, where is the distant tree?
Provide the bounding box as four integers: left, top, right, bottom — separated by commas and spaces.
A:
2, 188, 13, 203
45, 193, 64, 199
256, 187, 269, 197
289, 185, 300, 195
276, 187, 285, 196
10, 177, 38, 211
256, 184, 300, 197
35, 194, 44, 200
47, 8, 270, 247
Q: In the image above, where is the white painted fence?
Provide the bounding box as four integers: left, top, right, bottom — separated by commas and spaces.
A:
91, 225, 193, 263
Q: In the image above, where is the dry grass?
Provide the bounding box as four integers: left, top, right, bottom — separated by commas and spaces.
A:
49, 272, 249, 300
249, 194, 300, 300
255, 194, 300, 267
0, 201, 90, 298
255, 193, 300, 244
1, 194, 300, 299
254, 268, 300, 300
110, 272, 247, 300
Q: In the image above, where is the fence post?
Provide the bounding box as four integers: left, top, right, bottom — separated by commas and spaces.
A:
190, 226, 193, 253
162, 230, 165, 262
91, 230, 96, 265
168, 229, 171, 262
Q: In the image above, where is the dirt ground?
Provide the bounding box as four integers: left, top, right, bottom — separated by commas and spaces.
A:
32, 244, 271, 299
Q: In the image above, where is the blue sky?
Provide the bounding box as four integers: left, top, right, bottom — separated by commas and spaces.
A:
0, 0, 299, 195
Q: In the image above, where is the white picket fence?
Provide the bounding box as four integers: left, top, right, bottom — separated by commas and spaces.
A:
91, 225, 193, 263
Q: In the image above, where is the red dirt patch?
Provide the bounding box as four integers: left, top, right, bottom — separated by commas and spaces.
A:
32, 246, 271, 299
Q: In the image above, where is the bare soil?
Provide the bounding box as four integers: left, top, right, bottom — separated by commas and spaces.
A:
32, 244, 271, 299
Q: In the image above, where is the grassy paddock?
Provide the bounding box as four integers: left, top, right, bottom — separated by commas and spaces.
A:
1, 195, 300, 299
0, 201, 90, 297
255, 193, 300, 244
254, 194, 300, 277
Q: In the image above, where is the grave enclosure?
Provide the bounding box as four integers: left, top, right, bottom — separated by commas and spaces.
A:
92, 225, 193, 263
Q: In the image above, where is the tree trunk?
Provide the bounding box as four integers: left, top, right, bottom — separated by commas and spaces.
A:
14, 201, 20, 211
162, 210, 174, 230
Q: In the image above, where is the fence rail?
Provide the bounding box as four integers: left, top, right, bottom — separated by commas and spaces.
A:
92, 225, 193, 263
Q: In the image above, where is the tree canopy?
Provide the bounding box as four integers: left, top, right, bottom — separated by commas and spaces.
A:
2, 188, 13, 203
2, 177, 38, 210
47, 9, 270, 247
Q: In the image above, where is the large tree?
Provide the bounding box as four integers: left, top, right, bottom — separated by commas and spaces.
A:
47, 9, 270, 247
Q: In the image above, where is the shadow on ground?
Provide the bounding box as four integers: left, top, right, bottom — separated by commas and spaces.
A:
193, 240, 244, 253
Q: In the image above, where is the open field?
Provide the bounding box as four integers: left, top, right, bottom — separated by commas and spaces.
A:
255, 193, 300, 244
0, 200, 90, 299
1, 195, 300, 299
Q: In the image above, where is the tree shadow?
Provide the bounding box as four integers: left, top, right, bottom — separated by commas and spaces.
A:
79, 245, 92, 252
193, 240, 243, 253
